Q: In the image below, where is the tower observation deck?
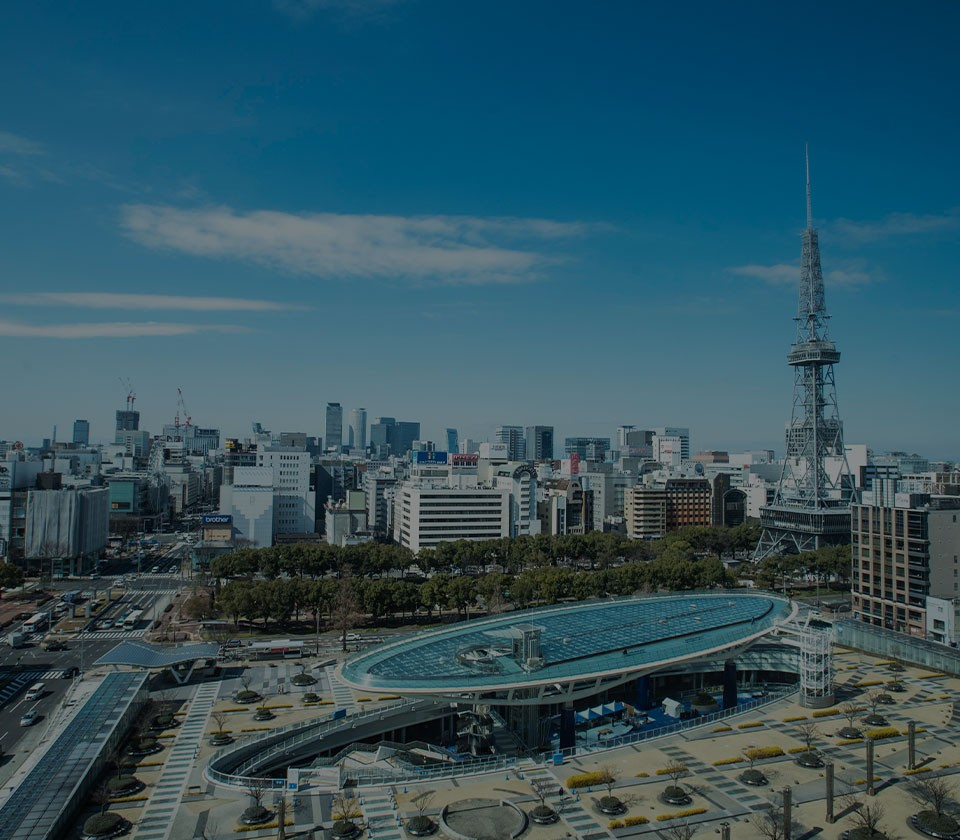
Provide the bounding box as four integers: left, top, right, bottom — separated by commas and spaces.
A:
755, 150, 857, 560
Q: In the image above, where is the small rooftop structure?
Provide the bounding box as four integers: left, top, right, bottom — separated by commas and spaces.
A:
95, 640, 220, 683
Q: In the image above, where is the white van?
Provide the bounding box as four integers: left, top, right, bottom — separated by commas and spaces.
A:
25, 682, 45, 700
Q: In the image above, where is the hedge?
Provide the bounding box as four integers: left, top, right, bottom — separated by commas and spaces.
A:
838, 738, 863, 745
712, 757, 740, 766
744, 746, 784, 760
783, 716, 807, 722
624, 816, 649, 826
905, 768, 932, 775
866, 727, 900, 740
236, 819, 294, 833
567, 771, 613, 789
855, 680, 884, 687
656, 808, 708, 822
812, 708, 839, 718
711, 726, 732, 733
608, 820, 623, 829
737, 721, 763, 729
635, 772, 649, 778
656, 766, 687, 776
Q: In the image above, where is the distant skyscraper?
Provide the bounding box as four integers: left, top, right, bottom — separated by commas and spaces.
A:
495, 426, 526, 460
72, 419, 90, 446
446, 428, 459, 453
325, 403, 343, 453
525, 425, 554, 460
393, 421, 420, 456
755, 151, 857, 560
348, 408, 368, 451
564, 437, 611, 461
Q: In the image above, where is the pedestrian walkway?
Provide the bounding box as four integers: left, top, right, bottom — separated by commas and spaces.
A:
525, 765, 616, 840
357, 788, 404, 839
59, 628, 148, 641
0, 669, 77, 706
324, 664, 357, 710
132, 681, 220, 840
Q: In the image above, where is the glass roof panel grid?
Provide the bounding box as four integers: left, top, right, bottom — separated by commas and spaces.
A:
0, 672, 147, 840
342, 593, 792, 691
94, 640, 220, 668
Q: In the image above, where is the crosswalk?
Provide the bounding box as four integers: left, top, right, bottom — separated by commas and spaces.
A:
71, 628, 148, 641
0, 669, 75, 706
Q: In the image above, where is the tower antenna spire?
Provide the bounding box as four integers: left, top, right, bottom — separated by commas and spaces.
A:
805, 143, 812, 229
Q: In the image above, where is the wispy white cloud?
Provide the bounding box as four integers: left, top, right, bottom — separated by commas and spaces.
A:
727, 263, 797, 286
728, 261, 877, 287
831, 209, 960, 243
120, 204, 595, 285
1, 292, 298, 312
0, 130, 44, 156
0, 320, 247, 339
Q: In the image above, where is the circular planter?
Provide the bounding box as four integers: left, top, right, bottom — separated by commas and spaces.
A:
911, 811, 960, 839
529, 805, 559, 825
877, 693, 895, 705
235, 690, 262, 704
887, 663, 905, 672
81, 812, 128, 839
127, 738, 162, 757
838, 727, 862, 739
209, 733, 233, 746
661, 786, 692, 806
739, 769, 768, 786
886, 682, 906, 693
291, 673, 316, 686
331, 819, 361, 839
406, 814, 439, 835
240, 806, 272, 826
840, 830, 887, 840
598, 795, 626, 815
107, 774, 144, 797
150, 715, 179, 731
795, 751, 824, 768
253, 710, 275, 721
303, 693, 320, 703
863, 714, 887, 727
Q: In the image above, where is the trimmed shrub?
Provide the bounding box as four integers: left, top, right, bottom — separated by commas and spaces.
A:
866, 727, 899, 740
608, 820, 623, 829
812, 708, 839, 718
82, 813, 125, 837
783, 715, 807, 722
737, 721, 763, 729
713, 757, 741, 766
656, 766, 687, 776
567, 771, 614, 789
656, 808, 708, 822
711, 725, 732, 732
624, 816, 650, 826
744, 746, 784, 760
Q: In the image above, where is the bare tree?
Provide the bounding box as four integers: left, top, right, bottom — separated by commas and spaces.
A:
839, 702, 863, 735
411, 790, 436, 820
211, 710, 228, 735
597, 763, 619, 797
331, 570, 361, 653
909, 775, 957, 822
331, 792, 361, 824
243, 778, 268, 812
662, 821, 698, 840
842, 794, 888, 839
795, 720, 819, 751
754, 804, 788, 840
92, 781, 113, 814
662, 761, 688, 788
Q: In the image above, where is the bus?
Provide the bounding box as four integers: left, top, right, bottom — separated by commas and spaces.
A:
22, 613, 49, 633
122, 609, 144, 631
247, 639, 304, 660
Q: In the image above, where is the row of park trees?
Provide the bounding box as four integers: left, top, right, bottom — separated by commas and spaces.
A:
210, 524, 763, 583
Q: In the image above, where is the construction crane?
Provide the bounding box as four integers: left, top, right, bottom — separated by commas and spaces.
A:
174, 387, 191, 429
118, 377, 136, 411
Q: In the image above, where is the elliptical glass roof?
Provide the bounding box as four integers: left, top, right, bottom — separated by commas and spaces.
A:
340, 592, 794, 693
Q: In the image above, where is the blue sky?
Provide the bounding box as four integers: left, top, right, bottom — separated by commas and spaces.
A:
1, 1, 958, 458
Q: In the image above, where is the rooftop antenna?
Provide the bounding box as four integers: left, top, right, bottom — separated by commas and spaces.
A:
805, 142, 813, 229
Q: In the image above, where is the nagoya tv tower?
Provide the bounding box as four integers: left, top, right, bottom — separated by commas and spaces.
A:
754, 148, 857, 561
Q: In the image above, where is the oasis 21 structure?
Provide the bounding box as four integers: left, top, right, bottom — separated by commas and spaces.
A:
755, 150, 857, 561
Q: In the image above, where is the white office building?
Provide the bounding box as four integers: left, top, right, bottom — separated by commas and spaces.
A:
220, 467, 274, 547
257, 447, 315, 536
393, 481, 509, 554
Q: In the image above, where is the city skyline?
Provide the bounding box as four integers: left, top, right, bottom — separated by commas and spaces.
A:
1, 2, 958, 458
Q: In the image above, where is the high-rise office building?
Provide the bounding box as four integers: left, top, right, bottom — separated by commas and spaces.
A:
348, 408, 367, 451
393, 421, 421, 457
653, 427, 690, 463
495, 426, 526, 460
115, 410, 140, 433
525, 426, 554, 461
72, 419, 90, 447
445, 428, 459, 454
564, 437, 611, 461
325, 403, 343, 453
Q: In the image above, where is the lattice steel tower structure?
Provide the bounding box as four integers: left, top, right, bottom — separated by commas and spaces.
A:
755, 150, 857, 561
